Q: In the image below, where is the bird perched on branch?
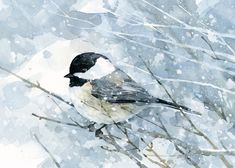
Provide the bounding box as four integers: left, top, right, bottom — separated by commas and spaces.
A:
64, 52, 197, 125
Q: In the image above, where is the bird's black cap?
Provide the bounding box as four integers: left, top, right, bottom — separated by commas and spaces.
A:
64, 52, 108, 78
64, 52, 108, 87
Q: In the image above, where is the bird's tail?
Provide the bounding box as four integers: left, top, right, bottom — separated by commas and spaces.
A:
154, 98, 201, 116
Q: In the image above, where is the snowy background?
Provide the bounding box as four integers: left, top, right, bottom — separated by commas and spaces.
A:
0, 0, 235, 167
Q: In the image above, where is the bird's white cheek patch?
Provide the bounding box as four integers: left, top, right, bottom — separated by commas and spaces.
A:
74, 57, 115, 80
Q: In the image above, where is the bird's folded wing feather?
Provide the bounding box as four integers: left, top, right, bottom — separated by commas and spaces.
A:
90, 69, 154, 103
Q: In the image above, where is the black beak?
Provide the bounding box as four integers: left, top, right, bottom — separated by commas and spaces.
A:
64, 73, 74, 78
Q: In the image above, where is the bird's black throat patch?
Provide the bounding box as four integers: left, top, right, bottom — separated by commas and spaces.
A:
69, 76, 88, 87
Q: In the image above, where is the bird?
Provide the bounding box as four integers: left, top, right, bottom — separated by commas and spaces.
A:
64, 52, 197, 125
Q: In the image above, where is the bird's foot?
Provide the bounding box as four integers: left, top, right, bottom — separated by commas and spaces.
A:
87, 122, 96, 132
95, 124, 107, 138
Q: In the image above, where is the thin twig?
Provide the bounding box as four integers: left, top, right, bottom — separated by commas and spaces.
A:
101, 127, 148, 168
33, 134, 61, 168
201, 36, 228, 62
32, 113, 87, 129
157, 115, 201, 168
141, 138, 171, 168
0, 65, 74, 107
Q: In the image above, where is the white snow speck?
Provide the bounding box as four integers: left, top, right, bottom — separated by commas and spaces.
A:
207, 31, 218, 42
51, 27, 56, 32
176, 69, 182, 74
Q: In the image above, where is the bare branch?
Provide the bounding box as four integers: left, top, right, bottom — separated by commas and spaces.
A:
100, 127, 148, 168
32, 113, 88, 129
201, 36, 232, 63
0, 65, 74, 107
141, 138, 171, 168
157, 115, 201, 168
33, 134, 61, 168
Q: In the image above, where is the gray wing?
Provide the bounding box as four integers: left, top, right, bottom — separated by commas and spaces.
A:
90, 69, 154, 103
90, 69, 198, 115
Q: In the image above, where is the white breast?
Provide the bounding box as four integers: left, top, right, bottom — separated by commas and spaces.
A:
69, 82, 139, 124
74, 57, 115, 80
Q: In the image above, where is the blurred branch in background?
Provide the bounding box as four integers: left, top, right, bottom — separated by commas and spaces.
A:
34, 134, 61, 168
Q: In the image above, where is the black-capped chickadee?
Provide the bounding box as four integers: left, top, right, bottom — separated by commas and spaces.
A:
64, 52, 195, 124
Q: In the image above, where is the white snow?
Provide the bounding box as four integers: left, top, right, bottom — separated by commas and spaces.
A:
71, 0, 109, 14
0, 143, 44, 168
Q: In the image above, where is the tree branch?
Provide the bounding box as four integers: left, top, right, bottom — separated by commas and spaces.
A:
33, 134, 61, 168
0, 65, 73, 107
